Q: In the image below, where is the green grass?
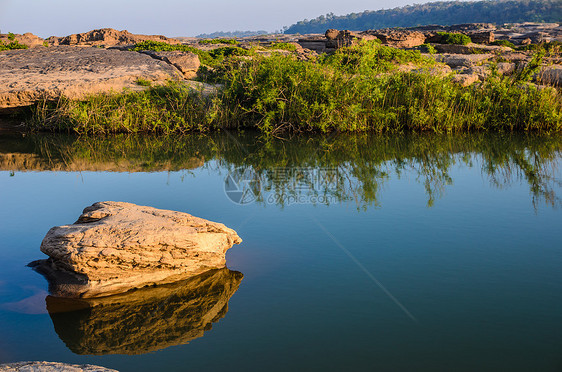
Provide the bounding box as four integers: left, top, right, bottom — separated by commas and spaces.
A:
267, 42, 297, 52
491, 40, 516, 48
29, 82, 214, 134
199, 38, 239, 45
136, 78, 152, 87
131, 40, 251, 67
28, 41, 562, 135
438, 32, 472, 45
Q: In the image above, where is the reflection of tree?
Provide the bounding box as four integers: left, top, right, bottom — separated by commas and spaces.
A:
46, 268, 243, 355
1, 132, 560, 209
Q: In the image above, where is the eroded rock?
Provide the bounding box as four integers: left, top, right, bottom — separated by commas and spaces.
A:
46, 28, 180, 47
34, 201, 242, 298
325, 29, 378, 48
433, 53, 493, 68
451, 72, 479, 87
539, 65, 562, 86
363, 29, 426, 48
0, 32, 44, 48
141, 50, 200, 79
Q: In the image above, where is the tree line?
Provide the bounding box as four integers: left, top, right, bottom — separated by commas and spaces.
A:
284, 0, 562, 34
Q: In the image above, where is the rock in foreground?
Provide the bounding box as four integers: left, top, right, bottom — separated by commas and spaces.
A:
0, 362, 117, 372
35, 201, 242, 298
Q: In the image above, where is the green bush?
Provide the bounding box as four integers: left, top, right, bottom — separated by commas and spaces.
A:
321, 40, 432, 74
131, 41, 251, 67
267, 42, 297, 51
492, 40, 516, 48
198, 38, 239, 45
419, 43, 437, 54
0, 40, 28, 51
438, 32, 472, 45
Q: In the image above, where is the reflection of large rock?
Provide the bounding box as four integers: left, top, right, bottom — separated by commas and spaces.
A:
46, 268, 243, 355
36, 201, 242, 298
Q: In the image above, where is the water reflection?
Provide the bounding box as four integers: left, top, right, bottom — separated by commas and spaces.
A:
46, 268, 243, 355
1, 132, 560, 209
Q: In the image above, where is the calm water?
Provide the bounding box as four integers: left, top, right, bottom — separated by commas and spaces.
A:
0, 132, 561, 371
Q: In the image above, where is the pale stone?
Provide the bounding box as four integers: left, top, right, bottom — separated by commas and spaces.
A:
0, 362, 117, 372
433, 53, 493, 68
451, 73, 479, 87
35, 201, 242, 298
540, 65, 562, 86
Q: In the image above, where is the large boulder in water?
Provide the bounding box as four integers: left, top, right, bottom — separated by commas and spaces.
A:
34, 201, 242, 298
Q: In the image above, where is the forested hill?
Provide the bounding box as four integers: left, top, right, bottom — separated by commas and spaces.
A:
284, 0, 562, 34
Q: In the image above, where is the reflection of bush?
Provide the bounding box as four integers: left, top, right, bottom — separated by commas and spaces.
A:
1, 132, 561, 209
46, 268, 243, 355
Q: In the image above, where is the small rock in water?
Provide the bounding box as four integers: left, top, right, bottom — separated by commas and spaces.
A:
0, 361, 117, 372
32, 201, 242, 298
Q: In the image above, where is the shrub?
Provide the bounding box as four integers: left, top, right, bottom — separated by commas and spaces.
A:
492, 40, 516, 48
198, 38, 239, 45
0, 40, 28, 51
267, 42, 297, 52
419, 43, 437, 54
131, 41, 251, 67
438, 32, 472, 45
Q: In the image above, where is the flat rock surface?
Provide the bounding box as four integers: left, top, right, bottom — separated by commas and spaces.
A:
0, 362, 117, 372
0, 46, 179, 110
36, 201, 241, 298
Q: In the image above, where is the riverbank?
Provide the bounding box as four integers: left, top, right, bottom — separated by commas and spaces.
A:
2, 24, 562, 134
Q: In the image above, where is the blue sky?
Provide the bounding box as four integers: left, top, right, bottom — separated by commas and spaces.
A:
0, 0, 436, 37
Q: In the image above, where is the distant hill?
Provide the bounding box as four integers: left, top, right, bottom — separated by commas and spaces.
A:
284, 0, 562, 34
196, 30, 271, 38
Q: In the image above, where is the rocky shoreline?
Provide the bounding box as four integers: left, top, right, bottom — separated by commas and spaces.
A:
0, 23, 561, 114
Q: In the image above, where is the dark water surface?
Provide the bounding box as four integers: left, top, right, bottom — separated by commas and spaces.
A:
0, 132, 561, 371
